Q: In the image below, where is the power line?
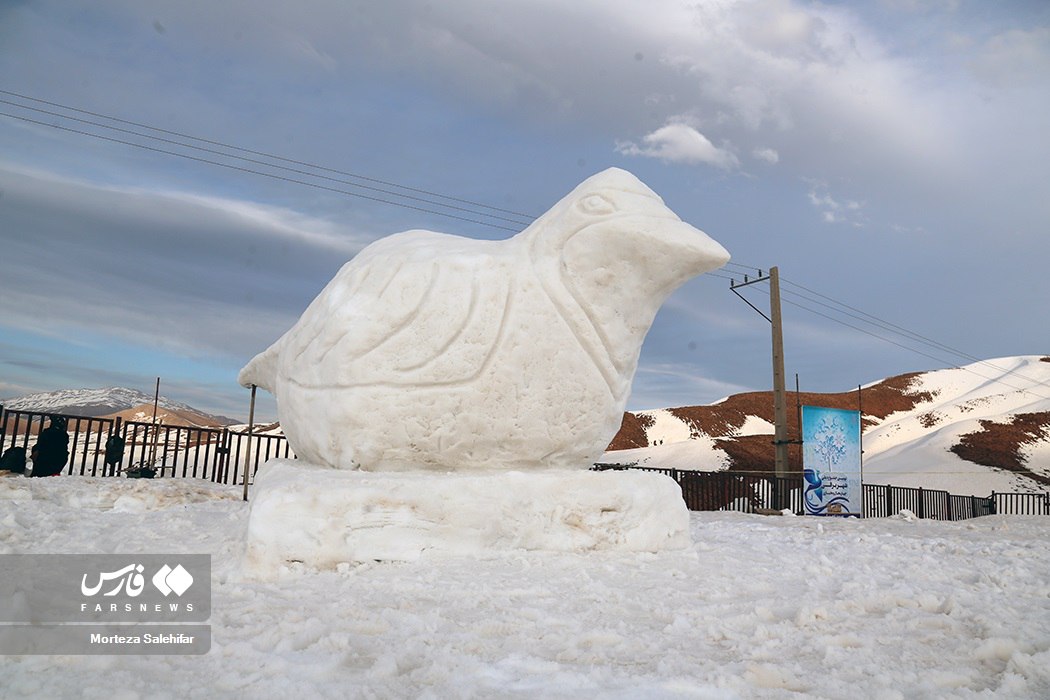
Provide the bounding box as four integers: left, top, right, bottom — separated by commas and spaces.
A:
728, 273, 1050, 401
700, 260, 1044, 399
0, 98, 533, 228
726, 261, 766, 276
783, 278, 978, 362
0, 88, 538, 222
0, 94, 538, 233
0, 109, 525, 233
777, 276, 1050, 397
779, 277, 1050, 394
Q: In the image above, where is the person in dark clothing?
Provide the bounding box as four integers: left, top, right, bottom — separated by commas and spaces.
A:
0, 446, 27, 474
30, 416, 70, 477
104, 433, 125, 474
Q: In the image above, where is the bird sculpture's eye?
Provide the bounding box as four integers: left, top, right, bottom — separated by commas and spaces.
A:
579, 194, 616, 215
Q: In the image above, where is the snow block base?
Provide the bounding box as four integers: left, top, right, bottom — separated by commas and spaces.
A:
243, 459, 690, 572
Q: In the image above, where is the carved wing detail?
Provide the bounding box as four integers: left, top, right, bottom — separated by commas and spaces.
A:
281, 234, 513, 388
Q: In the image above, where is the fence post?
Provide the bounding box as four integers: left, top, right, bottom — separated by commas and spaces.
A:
221, 429, 232, 483
221, 428, 231, 482
112, 418, 122, 476
990, 491, 997, 515
242, 385, 257, 501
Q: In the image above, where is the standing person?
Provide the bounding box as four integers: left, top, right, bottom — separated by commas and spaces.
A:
31, 416, 70, 477
104, 432, 126, 475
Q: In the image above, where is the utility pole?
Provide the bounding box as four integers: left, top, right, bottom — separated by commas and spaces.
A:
769, 267, 789, 478
730, 266, 790, 479
147, 377, 161, 469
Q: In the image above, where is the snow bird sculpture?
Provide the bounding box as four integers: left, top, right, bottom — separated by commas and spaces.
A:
239, 167, 729, 471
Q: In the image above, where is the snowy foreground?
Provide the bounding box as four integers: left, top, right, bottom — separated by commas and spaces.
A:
2, 477, 1049, 699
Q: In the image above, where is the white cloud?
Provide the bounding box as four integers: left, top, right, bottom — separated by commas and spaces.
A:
753, 147, 779, 164
969, 28, 1050, 87
0, 165, 370, 359
616, 122, 739, 169
736, 0, 832, 59
60, 1, 1039, 224
808, 185, 865, 226
286, 36, 338, 72
891, 223, 927, 235
877, 0, 960, 14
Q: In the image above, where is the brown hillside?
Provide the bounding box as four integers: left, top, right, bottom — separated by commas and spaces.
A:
607, 372, 936, 473
100, 403, 230, 429
607, 412, 655, 451
951, 412, 1050, 486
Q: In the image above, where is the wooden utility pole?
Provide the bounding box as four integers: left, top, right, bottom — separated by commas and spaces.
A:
769, 266, 789, 478
147, 377, 161, 468
858, 384, 864, 486
730, 266, 790, 479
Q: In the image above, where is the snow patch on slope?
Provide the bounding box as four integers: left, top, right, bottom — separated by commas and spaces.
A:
863, 357, 1050, 491
634, 409, 693, 445
738, 414, 775, 436
600, 435, 728, 472
607, 356, 1050, 494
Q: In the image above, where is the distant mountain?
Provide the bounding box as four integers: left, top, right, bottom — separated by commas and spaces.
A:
0, 387, 236, 427
97, 403, 238, 429
603, 356, 1050, 495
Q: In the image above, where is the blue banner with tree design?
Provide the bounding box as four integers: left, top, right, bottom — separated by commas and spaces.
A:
801, 406, 862, 517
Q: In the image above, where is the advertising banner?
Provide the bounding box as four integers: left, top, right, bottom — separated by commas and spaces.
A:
801, 406, 862, 517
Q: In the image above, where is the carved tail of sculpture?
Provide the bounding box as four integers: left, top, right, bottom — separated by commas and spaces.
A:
238, 343, 280, 392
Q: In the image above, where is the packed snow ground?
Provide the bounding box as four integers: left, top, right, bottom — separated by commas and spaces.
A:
2, 475, 1049, 699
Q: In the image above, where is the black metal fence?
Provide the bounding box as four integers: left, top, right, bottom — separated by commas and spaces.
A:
3, 404, 1046, 521
595, 464, 803, 513
862, 483, 995, 520
993, 491, 1050, 515
593, 463, 1045, 521
0, 406, 293, 485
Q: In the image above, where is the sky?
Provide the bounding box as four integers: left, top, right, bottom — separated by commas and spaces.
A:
1, 0, 1048, 422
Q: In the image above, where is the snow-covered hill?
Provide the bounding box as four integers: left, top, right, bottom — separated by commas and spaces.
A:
603, 356, 1050, 495
0, 387, 235, 426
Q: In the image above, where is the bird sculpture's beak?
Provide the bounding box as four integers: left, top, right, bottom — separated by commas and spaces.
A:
618, 215, 730, 277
